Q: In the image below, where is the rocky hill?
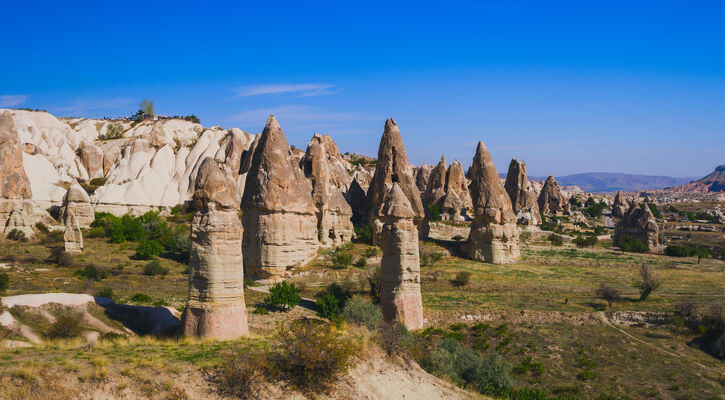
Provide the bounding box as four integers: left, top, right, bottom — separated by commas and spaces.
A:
523, 172, 695, 193
663, 164, 725, 193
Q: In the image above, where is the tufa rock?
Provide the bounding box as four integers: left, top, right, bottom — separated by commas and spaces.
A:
424, 156, 447, 209
538, 175, 570, 216
241, 116, 318, 282
613, 203, 659, 251
346, 177, 367, 226
63, 211, 83, 253
0, 112, 34, 237
78, 141, 104, 180
301, 134, 354, 247
443, 160, 472, 219
504, 159, 540, 225
183, 157, 249, 340
61, 180, 94, 228
415, 163, 431, 196
467, 142, 520, 264
611, 190, 628, 219
379, 183, 423, 330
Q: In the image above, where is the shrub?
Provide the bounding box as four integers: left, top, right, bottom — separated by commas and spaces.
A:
35, 222, 49, 234
322, 282, 353, 309
73, 265, 108, 281
354, 226, 372, 244
452, 271, 472, 287
94, 287, 114, 299
428, 203, 441, 221
252, 307, 269, 315
50, 247, 74, 267
264, 281, 301, 311
0, 272, 9, 293
547, 234, 563, 247
378, 321, 409, 356
332, 251, 354, 269
363, 247, 379, 257
271, 319, 359, 393
573, 235, 598, 248
128, 293, 152, 303
46, 311, 83, 338
665, 244, 711, 264
519, 231, 531, 243
342, 296, 382, 330
617, 234, 648, 253
430, 251, 444, 267
216, 351, 269, 399
103, 123, 124, 140
647, 203, 663, 219
143, 259, 169, 276
353, 257, 367, 268
135, 240, 163, 260
108, 215, 145, 243
86, 226, 106, 238
6, 229, 27, 242
633, 262, 660, 300
596, 284, 621, 307
477, 352, 515, 395
452, 235, 464, 241
162, 230, 190, 262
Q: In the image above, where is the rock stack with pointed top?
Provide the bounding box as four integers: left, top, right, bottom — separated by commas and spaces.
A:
504, 159, 540, 226
611, 190, 628, 219
241, 116, 318, 281
366, 119, 425, 242
424, 156, 447, 208
183, 157, 248, 340
63, 211, 83, 253
61, 180, 94, 228
379, 183, 423, 330
442, 160, 472, 220
613, 203, 659, 251
301, 134, 354, 247
0, 112, 34, 238
415, 163, 431, 196
467, 142, 520, 264
538, 175, 570, 216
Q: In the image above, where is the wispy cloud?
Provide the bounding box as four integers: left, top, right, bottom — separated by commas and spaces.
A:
235, 83, 337, 97
0, 95, 29, 107
51, 97, 134, 116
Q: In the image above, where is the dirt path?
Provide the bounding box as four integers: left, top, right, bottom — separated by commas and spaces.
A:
598, 311, 708, 370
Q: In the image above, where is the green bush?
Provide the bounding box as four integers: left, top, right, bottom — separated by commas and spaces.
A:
46, 311, 83, 338
367, 267, 382, 304
94, 287, 114, 299
86, 226, 106, 238
573, 235, 598, 248
0, 272, 9, 293
547, 234, 563, 247
633, 262, 660, 300
452, 271, 472, 287
35, 222, 49, 234
216, 350, 270, 399
378, 321, 410, 356
264, 281, 301, 311
135, 240, 163, 260
354, 226, 372, 244
332, 251, 354, 269
103, 123, 124, 140
6, 229, 27, 242
353, 257, 367, 268
428, 203, 441, 221
73, 265, 108, 281
108, 215, 145, 243
647, 203, 663, 219
665, 244, 711, 263
143, 259, 169, 276
252, 307, 269, 315
342, 296, 382, 330
128, 293, 152, 304
272, 319, 359, 393
617, 234, 649, 253
316, 293, 342, 321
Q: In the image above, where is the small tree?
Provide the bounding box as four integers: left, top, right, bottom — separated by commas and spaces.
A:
264, 281, 301, 311
547, 234, 563, 247
429, 251, 444, 267
693, 247, 711, 264
139, 99, 154, 118
428, 203, 441, 221
0, 272, 9, 293
633, 262, 661, 300
596, 284, 621, 308
452, 271, 472, 287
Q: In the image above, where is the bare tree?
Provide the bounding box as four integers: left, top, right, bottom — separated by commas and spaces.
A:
633, 262, 661, 300
596, 284, 621, 308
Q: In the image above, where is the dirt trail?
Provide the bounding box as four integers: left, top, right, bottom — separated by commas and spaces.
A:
598, 311, 708, 370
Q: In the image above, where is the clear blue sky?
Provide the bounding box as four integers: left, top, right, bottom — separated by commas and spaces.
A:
2, 1, 724, 177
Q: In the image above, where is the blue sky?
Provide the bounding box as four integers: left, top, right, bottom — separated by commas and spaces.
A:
2, 1, 724, 177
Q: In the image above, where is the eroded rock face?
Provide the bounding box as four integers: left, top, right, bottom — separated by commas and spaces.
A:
611, 190, 628, 219
351, 165, 373, 191
301, 134, 354, 247
61, 180, 94, 228
183, 157, 248, 340
346, 177, 367, 225
613, 203, 659, 251
379, 184, 423, 330
241, 116, 318, 282
367, 119, 425, 243
538, 175, 570, 216
504, 159, 540, 225
0, 112, 34, 236
443, 160, 472, 220
78, 141, 104, 180
63, 211, 83, 253
467, 142, 520, 264
415, 163, 431, 196
424, 156, 446, 209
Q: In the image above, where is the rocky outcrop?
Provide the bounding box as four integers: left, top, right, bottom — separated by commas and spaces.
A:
504, 159, 540, 225
61, 180, 94, 228
424, 156, 446, 209
415, 163, 431, 196
0, 112, 34, 237
366, 119, 425, 242
443, 160, 472, 220
467, 142, 520, 264
301, 134, 354, 247
611, 190, 628, 219
183, 157, 248, 339
379, 183, 423, 330
346, 177, 367, 225
613, 203, 659, 251
63, 211, 83, 253
538, 175, 569, 216
241, 116, 318, 282
78, 141, 104, 180
351, 165, 373, 191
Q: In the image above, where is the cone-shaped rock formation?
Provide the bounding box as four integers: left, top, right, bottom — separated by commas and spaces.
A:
443, 160, 472, 220
538, 176, 570, 215
61, 180, 94, 228
613, 203, 659, 251
611, 190, 628, 219
0, 112, 34, 237
504, 159, 540, 225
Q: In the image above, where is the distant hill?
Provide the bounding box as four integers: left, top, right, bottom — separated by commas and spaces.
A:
522, 173, 696, 193
662, 164, 725, 193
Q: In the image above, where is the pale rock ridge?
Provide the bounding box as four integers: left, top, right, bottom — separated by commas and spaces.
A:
467, 142, 520, 264
78, 141, 104, 180
537, 175, 570, 216
504, 159, 540, 225
61, 180, 94, 228
0, 112, 35, 237
241, 115, 318, 282
301, 134, 354, 247
415, 163, 431, 196
613, 203, 659, 251
611, 190, 628, 219
379, 183, 423, 330
183, 157, 248, 339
